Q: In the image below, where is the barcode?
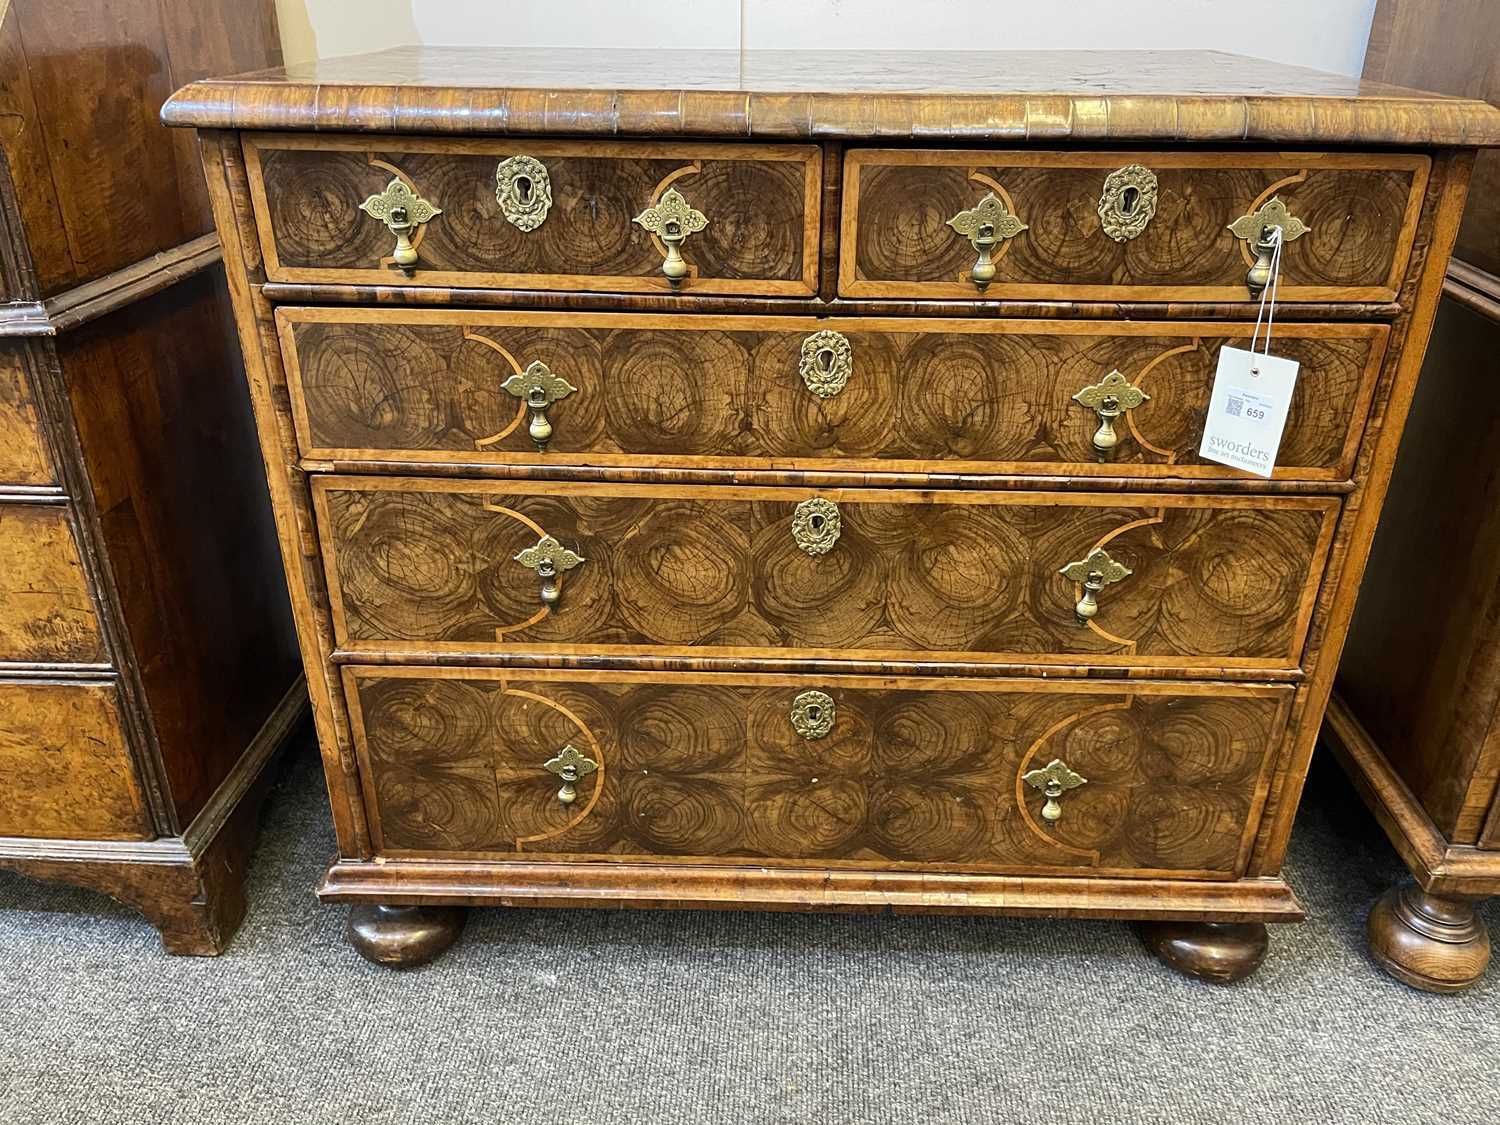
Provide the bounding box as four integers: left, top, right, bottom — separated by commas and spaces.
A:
1226, 395, 1244, 418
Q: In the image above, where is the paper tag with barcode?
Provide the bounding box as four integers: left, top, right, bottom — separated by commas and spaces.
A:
1198, 346, 1298, 478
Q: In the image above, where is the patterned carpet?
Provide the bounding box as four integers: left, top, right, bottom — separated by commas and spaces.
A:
2, 735, 1496, 1125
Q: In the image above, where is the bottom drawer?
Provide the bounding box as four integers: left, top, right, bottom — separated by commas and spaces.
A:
344, 667, 1291, 879
0, 680, 150, 840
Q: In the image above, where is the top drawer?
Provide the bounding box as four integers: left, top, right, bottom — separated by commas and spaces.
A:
244, 135, 821, 296
839, 150, 1429, 303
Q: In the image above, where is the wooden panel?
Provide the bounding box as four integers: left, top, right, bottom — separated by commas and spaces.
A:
841, 150, 1429, 302
314, 478, 1338, 674
345, 666, 1291, 879
0, 679, 149, 839
58, 269, 301, 824
1365, 0, 1500, 276
280, 308, 1386, 483
1337, 299, 1500, 843
245, 135, 821, 296
0, 346, 53, 486
0, 0, 280, 295
0, 504, 105, 664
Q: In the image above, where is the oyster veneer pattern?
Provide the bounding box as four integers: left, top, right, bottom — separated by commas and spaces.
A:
313, 480, 1337, 672
842, 150, 1429, 301
246, 137, 820, 294
348, 668, 1290, 878
280, 311, 1386, 481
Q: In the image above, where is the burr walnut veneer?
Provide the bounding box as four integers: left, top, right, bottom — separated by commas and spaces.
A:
165, 47, 1500, 977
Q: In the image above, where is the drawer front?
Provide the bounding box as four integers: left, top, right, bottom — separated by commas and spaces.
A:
0, 348, 53, 487
345, 667, 1290, 878
0, 505, 106, 665
281, 308, 1385, 482
841, 150, 1429, 302
245, 135, 820, 296
313, 479, 1338, 673
0, 679, 149, 840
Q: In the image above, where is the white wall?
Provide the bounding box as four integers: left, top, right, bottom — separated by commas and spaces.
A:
276, 0, 1379, 78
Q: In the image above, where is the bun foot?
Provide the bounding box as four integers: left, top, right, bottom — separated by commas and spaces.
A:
1368, 882, 1490, 993
347, 904, 466, 968
1136, 920, 1269, 984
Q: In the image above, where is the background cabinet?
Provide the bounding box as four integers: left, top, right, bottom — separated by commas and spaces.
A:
0, 0, 303, 952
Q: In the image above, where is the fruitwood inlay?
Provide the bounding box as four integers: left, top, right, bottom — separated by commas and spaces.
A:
346, 667, 1288, 878
244, 136, 820, 295
280, 309, 1385, 482
841, 150, 1428, 302
313, 479, 1337, 672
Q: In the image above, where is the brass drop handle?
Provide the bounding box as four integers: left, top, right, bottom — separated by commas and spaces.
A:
359, 178, 442, 275
946, 191, 1027, 290
1228, 196, 1310, 298
799, 330, 852, 398
544, 743, 597, 805
513, 534, 585, 608
1059, 547, 1132, 625
634, 187, 709, 286
791, 497, 841, 556
1023, 758, 1088, 823
1072, 370, 1149, 461
502, 361, 577, 453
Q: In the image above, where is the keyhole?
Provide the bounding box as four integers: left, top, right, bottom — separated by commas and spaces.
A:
1119, 186, 1139, 216
817, 348, 835, 373
515, 175, 532, 203
810, 514, 825, 531
806, 705, 822, 723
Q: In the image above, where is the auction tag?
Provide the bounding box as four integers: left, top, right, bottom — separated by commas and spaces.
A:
1198, 346, 1298, 478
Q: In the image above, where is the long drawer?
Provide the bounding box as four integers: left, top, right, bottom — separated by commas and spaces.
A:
344, 666, 1291, 879
312, 478, 1338, 674
244, 135, 821, 295
840, 149, 1429, 302
279, 309, 1386, 482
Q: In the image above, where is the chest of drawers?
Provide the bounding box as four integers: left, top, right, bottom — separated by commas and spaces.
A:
165, 46, 1500, 979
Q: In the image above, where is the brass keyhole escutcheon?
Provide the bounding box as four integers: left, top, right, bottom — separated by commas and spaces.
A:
495, 155, 553, 231
1022, 758, 1088, 823
1059, 547, 1132, 624
790, 690, 836, 740
791, 497, 841, 556
798, 330, 852, 398
1097, 164, 1158, 242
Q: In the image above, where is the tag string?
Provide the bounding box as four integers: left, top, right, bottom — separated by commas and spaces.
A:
1247, 226, 1284, 374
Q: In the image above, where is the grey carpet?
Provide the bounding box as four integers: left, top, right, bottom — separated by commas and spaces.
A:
1, 736, 1496, 1125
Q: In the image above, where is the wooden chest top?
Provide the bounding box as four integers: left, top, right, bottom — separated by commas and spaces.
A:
162, 46, 1500, 146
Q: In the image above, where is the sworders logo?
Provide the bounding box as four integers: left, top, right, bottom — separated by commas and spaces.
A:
1206, 434, 1272, 464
